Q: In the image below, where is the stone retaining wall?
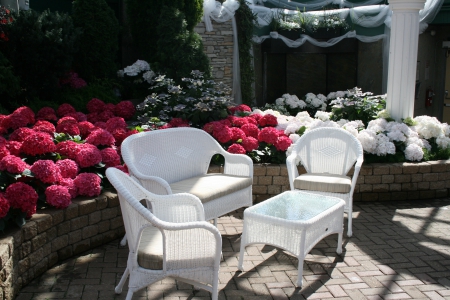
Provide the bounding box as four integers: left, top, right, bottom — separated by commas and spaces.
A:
2, 161, 450, 299
0, 191, 125, 300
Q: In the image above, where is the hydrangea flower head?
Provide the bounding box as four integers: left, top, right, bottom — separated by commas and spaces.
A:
74, 173, 102, 197
45, 185, 72, 209
21, 131, 56, 156
31, 160, 62, 184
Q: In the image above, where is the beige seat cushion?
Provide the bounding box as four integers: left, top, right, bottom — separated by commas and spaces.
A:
294, 173, 352, 194
137, 226, 163, 270
169, 174, 252, 204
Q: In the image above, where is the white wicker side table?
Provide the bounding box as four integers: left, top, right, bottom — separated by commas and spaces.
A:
238, 190, 345, 287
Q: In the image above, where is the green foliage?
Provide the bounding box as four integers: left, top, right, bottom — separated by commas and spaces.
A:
135, 70, 233, 128
72, 0, 120, 81
329, 87, 386, 126
125, 0, 164, 63
2, 9, 80, 103
183, 0, 203, 31
0, 51, 21, 111
236, 0, 256, 105
154, 6, 211, 82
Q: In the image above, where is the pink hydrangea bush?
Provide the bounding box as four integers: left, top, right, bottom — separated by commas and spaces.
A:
0, 99, 135, 230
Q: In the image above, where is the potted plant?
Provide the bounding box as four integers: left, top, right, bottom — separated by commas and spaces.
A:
306, 10, 350, 39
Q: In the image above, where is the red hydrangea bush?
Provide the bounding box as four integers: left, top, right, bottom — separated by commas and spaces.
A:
0, 99, 135, 230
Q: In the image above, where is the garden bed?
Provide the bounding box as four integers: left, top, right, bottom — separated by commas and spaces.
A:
1, 160, 449, 300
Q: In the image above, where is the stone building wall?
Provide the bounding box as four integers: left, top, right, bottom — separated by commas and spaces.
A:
195, 20, 234, 89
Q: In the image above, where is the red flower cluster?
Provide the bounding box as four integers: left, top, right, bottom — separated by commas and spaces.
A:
0, 99, 134, 221
59, 72, 87, 89
203, 107, 292, 156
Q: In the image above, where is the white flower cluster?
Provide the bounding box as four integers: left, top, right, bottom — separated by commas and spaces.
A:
253, 108, 450, 162
275, 94, 307, 110
120, 60, 150, 77
304, 93, 327, 110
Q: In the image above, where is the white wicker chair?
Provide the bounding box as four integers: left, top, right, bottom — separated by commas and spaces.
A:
121, 127, 253, 226
286, 127, 364, 237
106, 167, 222, 300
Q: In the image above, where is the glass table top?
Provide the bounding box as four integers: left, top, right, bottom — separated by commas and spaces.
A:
249, 191, 341, 221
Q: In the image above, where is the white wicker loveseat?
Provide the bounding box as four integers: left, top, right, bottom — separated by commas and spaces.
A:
121, 127, 254, 226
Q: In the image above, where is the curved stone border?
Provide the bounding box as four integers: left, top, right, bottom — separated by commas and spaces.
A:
2, 160, 450, 299
0, 191, 125, 300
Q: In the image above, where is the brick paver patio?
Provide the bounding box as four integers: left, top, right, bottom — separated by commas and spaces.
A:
16, 198, 450, 299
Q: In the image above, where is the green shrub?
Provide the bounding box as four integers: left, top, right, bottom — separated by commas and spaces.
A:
2, 9, 80, 103
0, 52, 21, 112
72, 0, 119, 81
154, 6, 211, 82
183, 0, 203, 31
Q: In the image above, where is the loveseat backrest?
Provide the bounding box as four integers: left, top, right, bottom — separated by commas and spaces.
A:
121, 128, 223, 184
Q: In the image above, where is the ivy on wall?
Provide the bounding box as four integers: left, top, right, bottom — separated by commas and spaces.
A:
236, 0, 257, 105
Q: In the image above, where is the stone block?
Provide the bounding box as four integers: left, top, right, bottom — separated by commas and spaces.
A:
361, 193, 378, 201
389, 184, 402, 191
357, 175, 364, 184
110, 217, 124, 230
359, 184, 373, 193
266, 165, 280, 176
390, 192, 408, 200
96, 196, 108, 210
429, 160, 448, 172
57, 222, 70, 236
258, 176, 273, 185
438, 172, 450, 181
89, 211, 102, 225
372, 184, 389, 192
97, 221, 110, 233
378, 193, 391, 201
435, 189, 448, 198
20, 241, 31, 260
18, 258, 29, 275
107, 194, 120, 208
418, 181, 430, 190
51, 209, 64, 226
381, 175, 394, 184
253, 165, 266, 176
31, 233, 46, 252
407, 191, 420, 200
411, 173, 423, 182
267, 185, 281, 195
42, 243, 51, 257
417, 162, 431, 173
360, 165, 373, 175
280, 165, 288, 176
372, 164, 390, 175
28, 247, 43, 268
48, 253, 58, 267
252, 185, 267, 195
57, 246, 73, 261
73, 240, 90, 255
82, 225, 99, 240
51, 235, 68, 252
365, 175, 381, 184
21, 221, 37, 242
297, 166, 307, 175
101, 207, 118, 221
252, 177, 258, 185
70, 216, 88, 231
423, 173, 439, 182
401, 182, 417, 191
0, 244, 10, 267
69, 230, 82, 244
77, 199, 97, 215
389, 163, 403, 174
430, 181, 446, 190
273, 176, 288, 185
32, 214, 52, 234
402, 162, 419, 174
394, 174, 411, 183
64, 203, 79, 220
32, 257, 48, 278
45, 227, 57, 243
419, 190, 436, 199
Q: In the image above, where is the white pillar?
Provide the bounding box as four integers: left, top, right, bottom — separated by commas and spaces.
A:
386, 0, 426, 121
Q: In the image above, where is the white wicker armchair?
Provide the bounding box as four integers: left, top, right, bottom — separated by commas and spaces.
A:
106, 167, 222, 300
286, 127, 364, 237
121, 127, 253, 226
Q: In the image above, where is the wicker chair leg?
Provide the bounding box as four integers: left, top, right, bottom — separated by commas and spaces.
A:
115, 267, 129, 294
125, 290, 133, 300
347, 211, 353, 237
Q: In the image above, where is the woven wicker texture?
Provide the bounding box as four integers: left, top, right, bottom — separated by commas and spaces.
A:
121, 128, 253, 223
238, 191, 345, 287
286, 127, 364, 237
105, 168, 222, 300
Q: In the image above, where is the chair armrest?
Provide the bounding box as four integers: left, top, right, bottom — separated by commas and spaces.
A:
132, 173, 172, 195
221, 151, 254, 177
286, 154, 300, 190
147, 192, 206, 223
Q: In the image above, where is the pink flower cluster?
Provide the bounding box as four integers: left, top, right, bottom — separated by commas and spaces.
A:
203, 108, 292, 154
59, 71, 87, 89
0, 98, 136, 220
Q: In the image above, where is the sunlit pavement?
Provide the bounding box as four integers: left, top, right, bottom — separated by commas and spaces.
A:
16, 199, 450, 300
